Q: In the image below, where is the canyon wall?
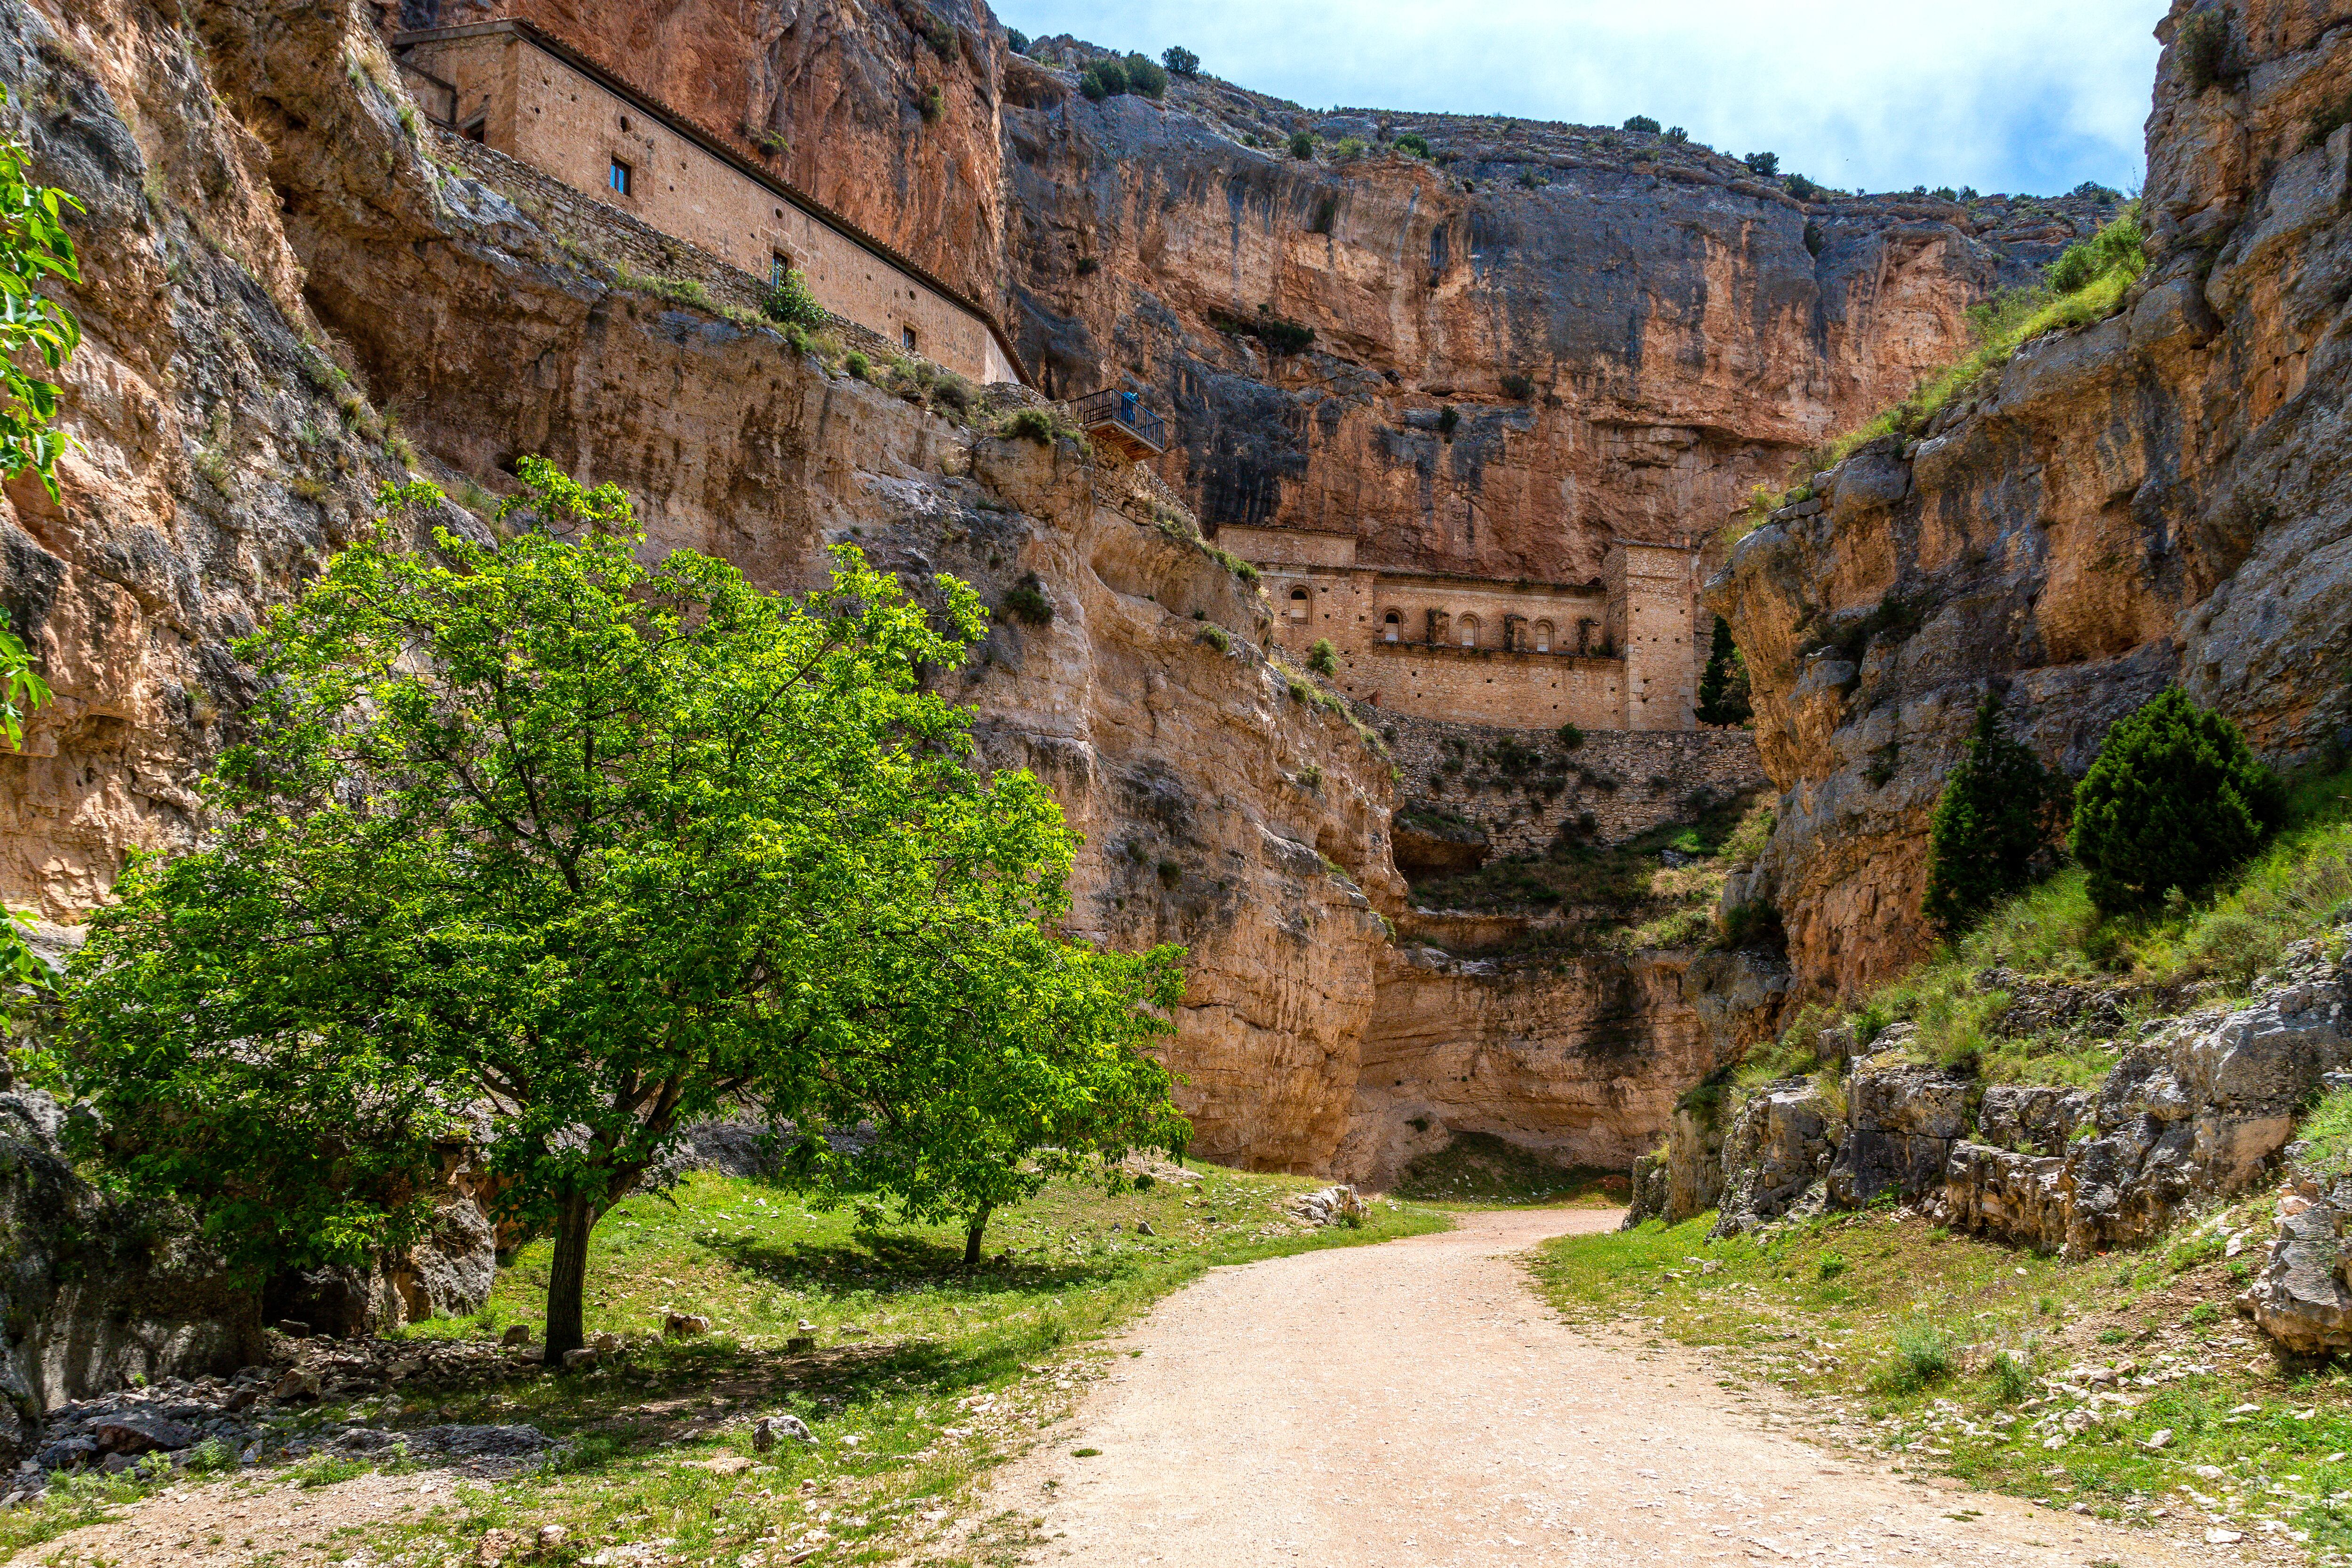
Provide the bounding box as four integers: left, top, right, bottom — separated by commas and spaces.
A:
1708, 0, 2352, 1000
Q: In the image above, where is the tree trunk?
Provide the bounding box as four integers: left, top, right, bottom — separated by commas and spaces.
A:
544, 1191, 597, 1366
963, 1206, 991, 1269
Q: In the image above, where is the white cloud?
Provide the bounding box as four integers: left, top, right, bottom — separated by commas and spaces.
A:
1001, 0, 2164, 195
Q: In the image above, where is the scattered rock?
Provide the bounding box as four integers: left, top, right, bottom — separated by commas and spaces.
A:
663, 1312, 712, 1338
94, 1413, 198, 1455
785, 1336, 816, 1353
1285, 1186, 1368, 1226
590, 1331, 622, 1357
755, 1413, 815, 1449
537, 1525, 569, 1548
501, 1325, 533, 1347
703, 1454, 755, 1476
562, 1348, 598, 1371
274, 1369, 323, 1401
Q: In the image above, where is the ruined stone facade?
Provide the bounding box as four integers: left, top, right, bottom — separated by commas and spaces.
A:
394, 19, 1024, 385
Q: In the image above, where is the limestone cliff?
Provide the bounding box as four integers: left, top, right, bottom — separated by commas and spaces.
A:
1708, 0, 2352, 1000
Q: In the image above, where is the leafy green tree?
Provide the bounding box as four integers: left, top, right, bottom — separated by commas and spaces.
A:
1162, 45, 1200, 78
1307, 637, 1338, 677
1393, 132, 1431, 159
0, 85, 82, 501
761, 266, 828, 330
2070, 687, 2283, 915
1289, 129, 1316, 160
1622, 114, 1661, 135
1743, 151, 1780, 177
65, 462, 1186, 1358
1122, 52, 1169, 99
1694, 616, 1750, 726
1921, 693, 2062, 933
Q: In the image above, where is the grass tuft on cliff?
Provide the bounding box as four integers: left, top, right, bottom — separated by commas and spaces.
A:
1770, 760, 2352, 1086
1732, 207, 2148, 538
1532, 1205, 2352, 1552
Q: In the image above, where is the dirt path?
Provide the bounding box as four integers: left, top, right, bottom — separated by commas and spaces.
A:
970, 1208, 2206, 1567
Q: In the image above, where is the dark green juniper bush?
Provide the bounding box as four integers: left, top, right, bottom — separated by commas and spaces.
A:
2070, 687, 2284, 915
63, 460, 1186, 1361
1921, 691, 2063, 934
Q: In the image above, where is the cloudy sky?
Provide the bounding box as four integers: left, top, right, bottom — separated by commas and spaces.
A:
997, 0, 2167, 198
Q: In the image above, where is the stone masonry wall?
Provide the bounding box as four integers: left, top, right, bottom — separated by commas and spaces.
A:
1376, 709, 1767, 854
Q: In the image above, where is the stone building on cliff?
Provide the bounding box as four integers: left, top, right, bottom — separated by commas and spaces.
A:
390, 17, 1028, 387
1225, 523, 1702, 731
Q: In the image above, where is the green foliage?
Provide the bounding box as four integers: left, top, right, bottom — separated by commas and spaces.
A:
1742, 150, 1780, 177
2071, 688, 2283, 914
1664, 126, 1689, 144
760, 268, 828, 330
1499, 372, 1534, 400
1436, 404, 1460, 438
1288, 129, 1315, 160
1307, 637, 1338, 677
1393, 132, 1431, 159
1005, 28, 1029, 55
918, 84, 944, 124
1622, 114, 1661, 135
1001, 573, 1053, 626
1332, 136, 1367, 160
1002, 406, 1062, 445
1197, 623, 1232, 654
1922, 692, 2063, 934
1880, 1319, 1957, 1391
1816, 1251, 1848, 1280
1121, 52, 1168, 100
0, 86, 87, 501
2045, 210, 2148, 294
1078, 59, 1125, 101
1555, 723, 1583, 750
1161, 45, 1200, 78
1694, 616, 1751, 727
64, 462, 1185, 1356
1784, 172, 1822, 201
844, 350, 871, 381
1989, 1349, 2034, 1403
2177, 8, 2230, 92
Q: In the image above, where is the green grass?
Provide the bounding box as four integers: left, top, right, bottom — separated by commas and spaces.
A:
1531, 1205, 2352, 1552
1749, 763, 2352, 1086
0, 1168, 1438, 1565
1392, 1130, 1630, 1206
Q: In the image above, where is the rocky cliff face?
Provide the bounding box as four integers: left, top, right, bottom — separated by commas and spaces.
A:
378, 1, 2104, 596
1709, 0, 2352, 999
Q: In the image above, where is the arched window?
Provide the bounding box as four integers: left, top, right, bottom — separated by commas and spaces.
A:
1287, 588, 1311, 620
1534, 619, 1553, 653
1459, 614, 1480, 647
1383, 610, 1401, 643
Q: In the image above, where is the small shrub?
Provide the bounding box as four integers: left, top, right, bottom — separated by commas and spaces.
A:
289, 473, 331, 502
1079, 59, 1127, 101
1333, 136, 1367, 160
1931, 186, 1958, 201
1922, 692, 2064, 934
1499, 372, 1534, 400
1309, 197, 1337, 235
2177, 8, 2230, 92
1622, 114, 1661, 135
1122, 52, 1168, 100
1742, 151, 1780, 177
1307, 638, 1338, 677
1784, 172, 1823, 201
918, 84, 944, 124
1555, 723, 1583, 750
1002, 407, 1056, 445
1006, 28, 1029, 54
761, 267, 828, 329
1664, 126, 1688, 144
1884, 1320, 1955, 1388
1198, 623, 1232, 653
1289, 129, 1316, 160
844, 350, 871, 381
1001, 574, 1053, 627
2071, 688, 2284, 914
1298, 762, 1323, 791
1816, 1252, 1848, 1280
1436, 404, 1460, 439
1515, 167, 1548, 189
1989, 1349, 2034, 1404
1161, 45, 1199, 78
1394, 131, 1431, 159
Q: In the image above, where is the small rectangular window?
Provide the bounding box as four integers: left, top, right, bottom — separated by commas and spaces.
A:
608, 159, 632, 196
901, 326, 918, 352
771, 254, 790, 287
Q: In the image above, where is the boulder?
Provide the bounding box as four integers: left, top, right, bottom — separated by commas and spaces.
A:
663, 1312, 712, 1337
94, 1413, 198, 1455
1977, 1084, 2090, 1156
2241, 1185, 2352, 1355
1827, 1057, 1972, 1209
1285, 1186, 1368, 1226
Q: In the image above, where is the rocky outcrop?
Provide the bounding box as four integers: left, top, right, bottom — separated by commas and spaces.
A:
1708, 0, 2352, 998
1655, 938, 2352, 1258
2240, 1138, 2352, 1354
0, 1087, 262, 1465
1330, 939, 1781, 1189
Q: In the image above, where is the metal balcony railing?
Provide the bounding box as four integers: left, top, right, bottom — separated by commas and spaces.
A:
1067, 389, 1166, 456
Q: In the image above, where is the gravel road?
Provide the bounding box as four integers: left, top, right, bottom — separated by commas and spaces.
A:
975, 1207, 2201, 1567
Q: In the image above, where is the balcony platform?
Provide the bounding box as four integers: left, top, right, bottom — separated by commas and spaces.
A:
1068, 389, 1166, 459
